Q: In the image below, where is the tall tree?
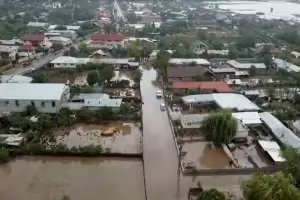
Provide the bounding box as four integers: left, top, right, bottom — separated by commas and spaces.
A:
87, 71, 99, 86
201, 111, 237, 146
197, 188, 226, 200
99, 66, 114, 82
243, 172, 300, 200
282, 147, 300, 188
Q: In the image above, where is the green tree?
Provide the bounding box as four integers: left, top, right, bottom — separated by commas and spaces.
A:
86, 71, 99, 86
201, 111, 237, 146
263, 55, 273, 69
99, 66, 114, 82
0, 147, 10, 163
23, 104, 38, 116
249, 65, 257, 76
228, 47, 238, 60
243, 172, 300, 200
153, 50, 171, 78
198, 188, 226, 200
282, 147, 300, 188
99, 107, 114, 120
133, 70, 142, 84
118, 103, 132, 115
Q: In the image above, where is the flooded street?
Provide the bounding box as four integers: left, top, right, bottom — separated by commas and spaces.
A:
0, 156, 145, 200
140, 68, 179, 200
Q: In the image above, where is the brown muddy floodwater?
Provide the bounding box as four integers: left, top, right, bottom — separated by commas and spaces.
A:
54, 122, 142, 154
0, 156, 145, 200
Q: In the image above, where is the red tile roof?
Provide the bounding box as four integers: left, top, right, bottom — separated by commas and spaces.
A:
91, 34, 126, 41
172, 81, 233, 93
22, 34, 45, 42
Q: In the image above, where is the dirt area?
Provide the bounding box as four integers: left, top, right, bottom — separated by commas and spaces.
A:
229, 143, 273, 168
72, 73, 88, 86
181, 142, 231, 170
54, 122, 142, 154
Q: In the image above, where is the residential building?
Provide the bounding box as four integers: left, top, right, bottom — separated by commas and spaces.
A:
291, 51, 300, 59
50, 56, 91, 68
226, 60, 266, 71
0, 83, 70, 113
210, 67, 236, 79
273, 58, 300, 72
172, 81, 233, 93
169, 58, 210, 67
0, 45, 19, 60
22, 34, 50, 47
189, 40, 208, 56
48, 25, 80, 31
1, 75, 33, 83
66, 93, 122, 111
90, 34, 127, 49
90, 49, 107, 59
49, 36, 72, 46
49, 30, 77, 40
182, 93, 260, 112
27, 22, 49, 28
167, 66, 214, 82
0, 39, 22, 46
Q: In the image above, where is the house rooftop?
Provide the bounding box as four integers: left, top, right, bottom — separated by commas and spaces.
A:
182, 93, 260, 111
0, 83, 68, 100
91, 34, 126, 41
22, 34, 45, 42
226, 60, 266, 69
51, 56, 91, 64
232, 112, 262, 125
260, 112, 300, 148
0, 45, 19, 52
1, 75, 33, 83
48, 25, 80, 30
167, 66, 209, 78
169, 58, 210, 65
172, 81, 232, 93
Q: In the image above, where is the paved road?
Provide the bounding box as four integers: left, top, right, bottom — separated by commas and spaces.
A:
141, 68, 179, 200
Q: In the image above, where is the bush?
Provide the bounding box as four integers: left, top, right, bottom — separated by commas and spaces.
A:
0, 147, 9, 163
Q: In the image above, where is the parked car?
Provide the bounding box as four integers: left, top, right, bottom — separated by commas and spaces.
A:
160, 103, 166, 111
156, 90, 163, 98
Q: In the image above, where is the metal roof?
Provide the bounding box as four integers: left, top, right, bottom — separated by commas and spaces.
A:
260, 112, 300, 148
258, 140, 285, 162
51, 56, 91, 64
182, 93, 260, 111
1, 75, 33, 83
0, 83, 68, 100
169, 58, 210, 65
227, 60, 266, 69
232, 112, 262, 125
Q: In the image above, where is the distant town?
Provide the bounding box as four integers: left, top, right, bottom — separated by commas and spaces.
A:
0, 0, 300, 200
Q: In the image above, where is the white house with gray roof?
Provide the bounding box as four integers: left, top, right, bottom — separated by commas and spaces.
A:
0, 83, 70, 113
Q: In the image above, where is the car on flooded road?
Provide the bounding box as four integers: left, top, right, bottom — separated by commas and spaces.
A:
156, 90, 163, 98
160, 102, 166, 111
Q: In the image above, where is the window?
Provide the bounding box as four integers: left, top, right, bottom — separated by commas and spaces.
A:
52, 101, 56, 107
31, 101, 35, 106
15, 100, 19, 107
41, 101, 45, 107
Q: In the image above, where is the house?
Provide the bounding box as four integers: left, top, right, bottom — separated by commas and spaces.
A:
49, 36, 72, 46
67, 93, 122, 111
169, 58, 210, 67
172, 81, 233, 93
257, 140, 285, 164
90, 49, 107, 59
0, 45, 19, 60
0, 39, 22, 46
90, 34, 127, 49
49, 30, 77, 40
189, 40, 208, 55
167, 66, 214, 82
182, 93, 260, 112
149, 50, 173, 60
210, 67, 236, 79
22, 34, 50, 47
48, 25, 80, 31
226, 60, 266, 72
27, 22, 49, 28
291, 51, 300, 59
273, 58, 300, 72
50, 56, 91, 68
1, 75, 33, 83
0, 83, 70, 113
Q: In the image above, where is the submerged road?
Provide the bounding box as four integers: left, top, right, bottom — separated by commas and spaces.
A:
141, 68, 179, 200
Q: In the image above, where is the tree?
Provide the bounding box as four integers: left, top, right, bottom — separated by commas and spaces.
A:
0, 147, 10, 163
282, 147, 300, 188
86, 71, 99, 86
78, 42, 88, 53
201, 111, 237, 146
99, 66, 114, 82
242, 172, 300, 200
153, 50, 171, 78
133, 70, 142, 84
99, 107, 114, 120
23, 104, 38, 116
52, 43, 64, 51
249, 65, 257, 76
118, 103, 132, 116
263, 55, 273, 69
228, 47, 238, 60
198, 189, 226, 200
31, 73, 49, 83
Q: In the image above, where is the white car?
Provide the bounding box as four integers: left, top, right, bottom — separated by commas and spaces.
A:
156, 90, 163, 98
160, 103, 166, 111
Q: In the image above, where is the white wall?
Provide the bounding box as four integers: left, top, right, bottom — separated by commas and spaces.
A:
0, 87, 70, 113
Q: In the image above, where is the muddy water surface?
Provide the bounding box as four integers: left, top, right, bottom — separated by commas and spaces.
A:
0, 156, 145, 200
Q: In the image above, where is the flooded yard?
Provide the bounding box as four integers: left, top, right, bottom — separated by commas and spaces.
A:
182, 142, 230, 170
54, 122, 142, 154
0, 156, 145, 200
